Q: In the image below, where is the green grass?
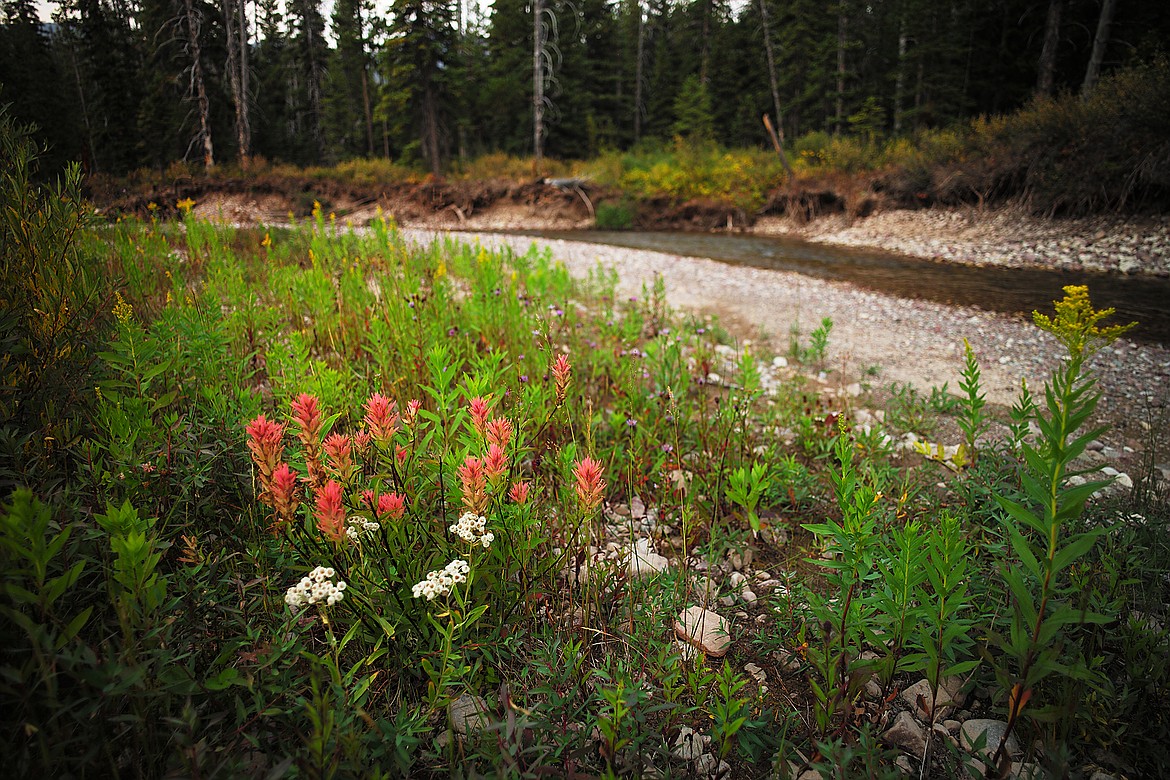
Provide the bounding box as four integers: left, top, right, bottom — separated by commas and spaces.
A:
4, 109, 1169, 777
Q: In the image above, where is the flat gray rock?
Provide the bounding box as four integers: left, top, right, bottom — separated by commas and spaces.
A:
448, 693, 490, 737
960, 718, 1020, 759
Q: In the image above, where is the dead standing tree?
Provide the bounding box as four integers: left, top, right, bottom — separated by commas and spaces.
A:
182, 0, 214, 167
222, 0, 252, 166
758, 0, 793, 176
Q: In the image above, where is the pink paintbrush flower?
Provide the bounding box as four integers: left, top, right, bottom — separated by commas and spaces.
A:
458, 455, 487, 514
486, 417, 513, 451
509, 480, 531, 505
552, 353, 571, 403
315, 480, 346, 543
364, 393, 400, 442
573, 457, 606, 511
468, 396, 492, 437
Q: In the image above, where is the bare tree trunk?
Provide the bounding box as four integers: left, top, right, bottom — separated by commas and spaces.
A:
893, 20, 907, 134
1081, 0, 1116, 97
758, 0, 792, 175
223, 0, 251, 166
699, 0, 710, 86
422, 78, 441, 175
238, 0, 250, 157
533, 0, 544, 169
184, 0, 215, 167
1036, 0, 1063, 96
634, 0, 644, 142
301, 0, 324, 158
356, 0, 374, 155
835, 2, 847, 135
67, 39, 99, 172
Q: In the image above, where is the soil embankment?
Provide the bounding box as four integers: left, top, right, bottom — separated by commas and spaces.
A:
98, 176, 1170, 277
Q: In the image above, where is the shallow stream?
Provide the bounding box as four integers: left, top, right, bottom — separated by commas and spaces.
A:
527, 230, 1169, 346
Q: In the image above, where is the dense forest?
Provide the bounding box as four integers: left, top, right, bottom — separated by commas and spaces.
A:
1, 0, 1168, 177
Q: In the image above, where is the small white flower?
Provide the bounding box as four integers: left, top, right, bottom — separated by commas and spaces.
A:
412, 559, 471, 601
449, 512, 493, 548
285, 565, 347, 611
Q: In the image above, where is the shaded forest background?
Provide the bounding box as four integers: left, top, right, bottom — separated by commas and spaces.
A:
1, 0, 1168, 212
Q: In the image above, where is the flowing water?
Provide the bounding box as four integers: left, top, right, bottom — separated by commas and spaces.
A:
529, 230, 1170, 346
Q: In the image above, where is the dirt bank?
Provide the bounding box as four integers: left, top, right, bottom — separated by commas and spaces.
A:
163, 185, 1170, 278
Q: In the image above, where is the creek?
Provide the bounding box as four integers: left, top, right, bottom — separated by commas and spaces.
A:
526, 230, 1169, 346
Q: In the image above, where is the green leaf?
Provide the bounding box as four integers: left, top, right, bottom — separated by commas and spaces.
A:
1052, 529, 1105, 573
56, 606, 92, 649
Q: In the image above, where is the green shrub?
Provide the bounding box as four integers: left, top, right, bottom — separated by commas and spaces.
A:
595, 199, 634, 229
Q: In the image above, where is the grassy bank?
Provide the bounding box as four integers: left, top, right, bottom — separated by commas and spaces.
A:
5, 111, 1170, 778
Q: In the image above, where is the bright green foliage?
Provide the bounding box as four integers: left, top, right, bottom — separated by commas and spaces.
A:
727, 461, 769, 532
95, 500, 168, 641
991, 285, 1136, 769
802, 420, 881, 736
913, 513, 978, 727
871, 519, 929, 688
957, 338, 987, 465
789, 316, 834, 367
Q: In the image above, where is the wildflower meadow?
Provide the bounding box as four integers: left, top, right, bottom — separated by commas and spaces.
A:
2, 109, 1168, 779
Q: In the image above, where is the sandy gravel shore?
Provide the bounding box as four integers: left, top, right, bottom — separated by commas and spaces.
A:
403, 227, 1170, 476
753, 208, 1170, 276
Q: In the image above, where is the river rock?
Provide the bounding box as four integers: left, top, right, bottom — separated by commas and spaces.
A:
674, 606, 732, 657
694, 753, 731, 778
449, 693, 490, 737
672, 725, 710, 761
899, 677, 966, 720
960, 719, 1020, 760
692, 575, 719, 605
627, 538, 670, 578
882, 711, 927, 757
728, 547, 753, 571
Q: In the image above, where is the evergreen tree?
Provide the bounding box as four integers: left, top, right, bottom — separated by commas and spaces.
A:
324, 0, 375, 160
0, 0, 79, 170
671, 72, 713, 141
134, 0, 192, 168
287, 0, 328, 162
382, 0, 455, 173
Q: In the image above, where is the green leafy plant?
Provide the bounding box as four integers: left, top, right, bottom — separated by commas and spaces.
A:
957, 338, 988, 465
790, 317, 834, 368
727, 461, 770, 532
802, 419, 881, 737
990, 286, 1135, 771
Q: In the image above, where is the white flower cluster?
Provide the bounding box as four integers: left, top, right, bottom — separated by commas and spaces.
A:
411, 559, 470, 601
345, 515, 381, 543
285, 566, 347, 610
449, 511, 495, 548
